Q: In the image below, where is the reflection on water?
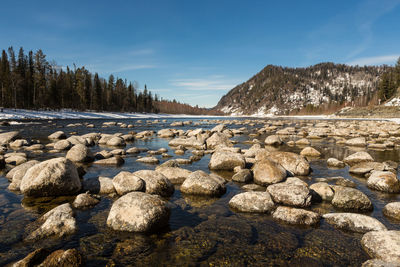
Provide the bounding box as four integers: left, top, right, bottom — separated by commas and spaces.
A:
0, 117, 399, 266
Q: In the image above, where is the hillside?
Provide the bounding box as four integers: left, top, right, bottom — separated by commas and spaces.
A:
215, 63, 392, 115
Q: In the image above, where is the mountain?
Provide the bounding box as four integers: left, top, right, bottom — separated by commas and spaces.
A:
215, 63, 392, 115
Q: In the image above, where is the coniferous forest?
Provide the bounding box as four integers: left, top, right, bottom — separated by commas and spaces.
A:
0, 46, 218, 115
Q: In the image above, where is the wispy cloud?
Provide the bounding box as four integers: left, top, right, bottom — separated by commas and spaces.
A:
169, 76, 239, 91
347, 54, 399, 66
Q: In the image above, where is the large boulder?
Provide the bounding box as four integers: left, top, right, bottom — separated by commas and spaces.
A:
383, 202, 400, 220
157, 129, 175, 138
106, 136, 126, 147
272, 206, 320, 225
26, 203, 77, 241
367, 171, 400, 193
229, 191, 275, 213
361, 231, 400, 263
206, 132, 231, 149
8, 160, 40, 191
345, 137, 367, 147
300, 147, 321, 157
106, 192, 170, 232
331, 186, 373, 211
208, 151, 245, 171
264, 135, 282, 146
252, 159, 287, 186
269, 151, 311, 176
20, 157, 81, 197
155, 166, 192, 184
0, 131, 19, 145
66, 144, 94, 163
112, 171, 144, 195
133, 170, 174, 197
310, 182, 335, 201
267, 178, 312, 207
54, 139, 72, 150
343, 151, 374, 166
180, 170, 226, 196
48, 131, 66, 140
323, 213, 387, 233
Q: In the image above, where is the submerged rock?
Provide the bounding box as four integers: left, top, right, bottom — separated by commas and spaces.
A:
323, 213, 387, 233
107, 192, 170, 232
272, 206, 320, 225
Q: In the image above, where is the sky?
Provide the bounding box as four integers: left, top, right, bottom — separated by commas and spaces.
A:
1, 0, 399, 108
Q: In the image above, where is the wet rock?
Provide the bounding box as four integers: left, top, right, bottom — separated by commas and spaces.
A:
300, 147, 321, 157
157, 128, 175, 138
94, 156, 124, 166
242, 183, 265, 191
12, 248, 50, 267
126, 147, 140, 154
8, 160, 40, 191
169, 137, 205, 149
181, 170, 226, 196
107, 192, 170, 232
252, 159, 287, 185
367, 171, 400, 193
95, 150, 113, 159
26, 203, 76, 241
383, 202, 400, 220
6, 159, 39, 181
331, 186, 372, 211
25, 144, 45, 151
346, 137, 367, 147
83, 176, 116, 194
112, 171, 144, 195
323, 213, 387, 233
206, 132, 231, 149
211, 123, 226, 132
361, 259, 400, 267
310, 182, 334, 201
10, 139, 29, 148
343, 151, 374, 166
269, 151, 311, 176
54, 139, 72, 150
361, 231, 400, 263
295, 138, 310, 146
133, 170, 174, 197
136, 156, 159, 164
334, 177, 357, 188
67, 135, 88, 146
272, 206, 320, 225
0, 131, 19, 145
48, 130, 66, 140
39, 248, 83, 266
350, 162, 385, 176
20, 157, 81, 197
5, 155, 27, 166
232, 169, 253, 183
229, 191, 275, 213
155, 166, 192, 184
66, 144, 94, 163
73, 192, 101, 209
106, 136, 126, 147
264, 135, 282, 146
267, 179, 312, 207
208, 151, 245, 171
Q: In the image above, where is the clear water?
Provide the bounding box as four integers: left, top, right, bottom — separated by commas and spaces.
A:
0, 118, 399, 266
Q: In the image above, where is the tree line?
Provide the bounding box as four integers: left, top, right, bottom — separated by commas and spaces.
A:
378, 57, 400, 101
0, 46, 216, 115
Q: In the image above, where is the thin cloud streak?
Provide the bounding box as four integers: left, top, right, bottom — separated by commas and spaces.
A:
347, 55, 399, 66
170, 77, 239, 91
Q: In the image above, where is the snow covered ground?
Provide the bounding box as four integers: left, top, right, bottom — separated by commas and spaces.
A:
0, 108, 217, 120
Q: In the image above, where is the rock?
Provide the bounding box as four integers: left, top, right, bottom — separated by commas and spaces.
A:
48, 131, 66, 140
350, 162, 386, 176
12, 248, 50, 267
331, 186, 373, 211
8, 160, 40, 191
242, 184, 265, 191
54, 139, 71, 150
335, 177, 357, 188
155, 166, 192, 184
73, 192, 100, 209
208, 151, 245, 171
67, 135, 88, 146
309, 182, 334, 201
252, 159, 287, 185
229, 191, 275, 213
6, 160, 39, 181
0, 131, 19, 145
136, 156, 159, 164
181, 170, 226, 196
367, 171, 400, 193
295, 138, 310, 146
93, 156, 124, 166
323, 213, 387, 233
107, 192, 170, 232
264, 135, 282, 146
206, 132, 231, 149
20, 157, 81, 197
272, 206, 320, 225
361, 259, 400, 267
232, 169, 253, 183
157, 129, 175, 138
267, 179, 312, 207
343, 151, 374, 166
269, 151, 311, 176
38, 248, 83, 267
300, 147, 321, 157
66, 144, 94, 163
10, 139, 29, 148
83, 176, 116, 194
106, 136, 126, 147
26, 203, 77, 241
112, 171, 144, 195
211, 124, 226, 132
361, 231, 400, 263
95, 150, 113, 159
5, 155, 27, 166
133, 170, 174, 197
126, 147, 140, 154
169, 137, 205, 150
383, 202, 400, 220
346, 137, 367, 147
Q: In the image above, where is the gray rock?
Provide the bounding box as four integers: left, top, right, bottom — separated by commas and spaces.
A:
181, 170, 226, 196
133, 170, 174, 197
112, 171, 144, 195
229, 191, 275, 213
54, 139, 71, 150
48, 131, 66, 140
155, 166, 192, 184
323, 213, 387, 233
361, 231, 400, 263
20, 157, 81, 197
106, 192, 170, 232
232, 169, 253, 183
267, 179, 312, 207
106, 136, 126, 147
383, 202, 400, 220
367, 171, 400, 193
136, 156, 159, 164
252, 159, 287, 186
343, 151, 374, 166
309, 182, 334, 201
269, 151, 311, 176
66, 144, 94, 163
208, 151, 245, 171
361, 259, 400, 267
264, 135, 282, 146
8, 160, 40, 191
0, 131, 19, 145
73, 192, 100, 209
331, 186, 372, 211
83, 176, 116, 194
93, 156, 124, 166
346, 137, 367, 147
272, 206, 320, 225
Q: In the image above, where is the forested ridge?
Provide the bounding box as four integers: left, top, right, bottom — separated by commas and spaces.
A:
0, 46, 217, 115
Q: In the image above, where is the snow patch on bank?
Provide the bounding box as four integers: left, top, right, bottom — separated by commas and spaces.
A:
385, 98, 400, 106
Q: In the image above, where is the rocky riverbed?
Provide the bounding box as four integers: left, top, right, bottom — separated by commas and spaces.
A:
1, 117, 400, 266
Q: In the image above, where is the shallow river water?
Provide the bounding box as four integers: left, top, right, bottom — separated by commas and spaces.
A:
1, 117, 400, 266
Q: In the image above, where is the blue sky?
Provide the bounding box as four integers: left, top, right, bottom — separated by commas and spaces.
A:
1, 0, 399, 107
